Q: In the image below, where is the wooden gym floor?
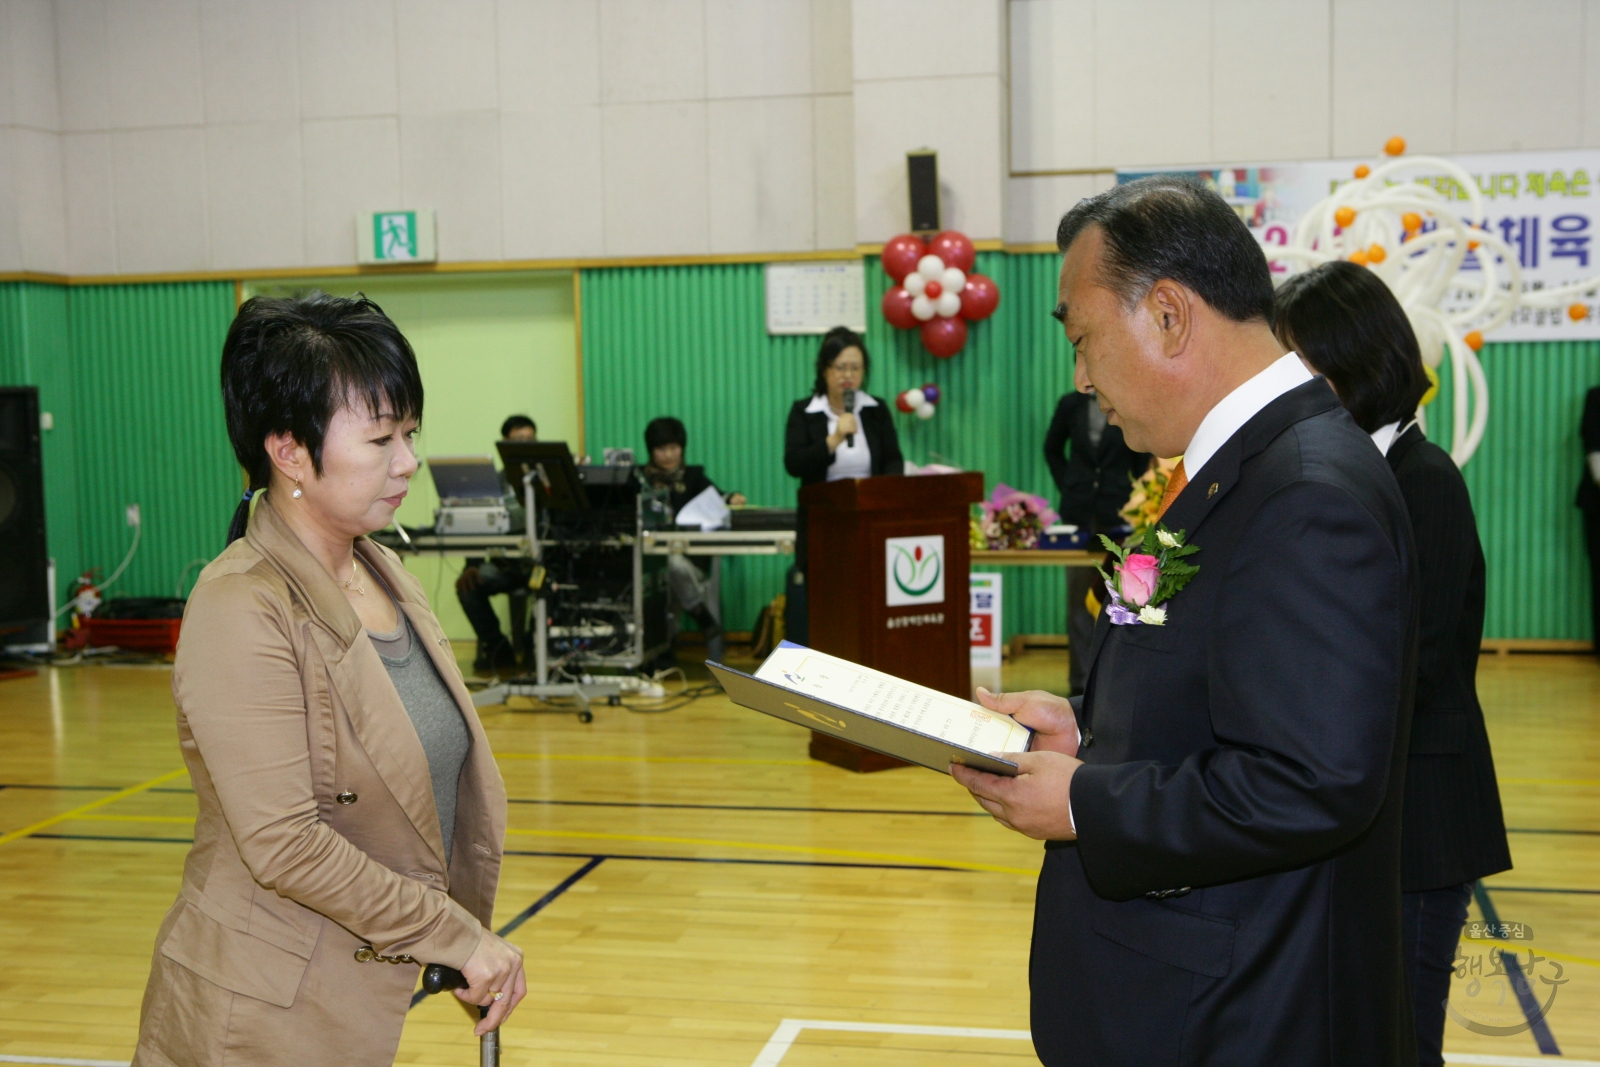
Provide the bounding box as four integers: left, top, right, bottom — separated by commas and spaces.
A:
0, 648, 1596, 1066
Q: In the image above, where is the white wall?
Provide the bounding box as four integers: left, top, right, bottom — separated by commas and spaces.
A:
24, 0, 856, 275
0, 0, 66, 273
1007, 0, 1600, 243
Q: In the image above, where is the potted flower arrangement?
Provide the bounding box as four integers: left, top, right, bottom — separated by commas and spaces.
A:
972, 483, 1059, 550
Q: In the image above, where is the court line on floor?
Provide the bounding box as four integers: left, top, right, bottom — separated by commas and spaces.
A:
0, 769, 188, 848
408, 856, 605, 1010
496, 752, 813, 767
502, 828, 1036, 875
1506, 827, 1600, 835
1499, 778, 1600, 787
750, 1020, 1030, 1067
1474, 884, 1560, 1055
0, 1056, 130, 1067
503, 848, 966, 871
507, 798, 988, 817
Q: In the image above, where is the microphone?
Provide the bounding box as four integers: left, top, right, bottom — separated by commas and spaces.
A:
842, 388, 856, 447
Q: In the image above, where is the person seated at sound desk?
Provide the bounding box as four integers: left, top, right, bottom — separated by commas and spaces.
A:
642, 416, 746, 665
456, 414, 537, 673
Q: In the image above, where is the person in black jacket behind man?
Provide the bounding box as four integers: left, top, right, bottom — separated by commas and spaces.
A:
1044, 391, 1150, 693
1578, 385, 1600, 655
1274, 259, 1511, 1067
952, 178, 1419, 1066
782, 326, 904, 644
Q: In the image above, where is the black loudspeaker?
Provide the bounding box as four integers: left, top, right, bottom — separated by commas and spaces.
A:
907, 150, 940, 236
0, 387, 50, 633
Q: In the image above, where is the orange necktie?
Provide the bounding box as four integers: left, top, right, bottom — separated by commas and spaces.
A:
1155, 460, 1188, 522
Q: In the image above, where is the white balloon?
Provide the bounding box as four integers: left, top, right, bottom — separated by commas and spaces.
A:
915, 403, 937, 420
917, 254, 946, 281
902, 389, 923, 408
911, 294, 935, 321
935, 291, 962, 317
903, 273, 927, 297
940, 268, 966, 293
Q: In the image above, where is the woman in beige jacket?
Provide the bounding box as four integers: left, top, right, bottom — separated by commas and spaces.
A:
133, 293, 525, 1066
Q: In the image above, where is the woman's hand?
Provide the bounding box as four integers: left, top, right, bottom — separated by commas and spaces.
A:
457, 929, 527, 1036
975, 687, 1080, 757
728, 492, 748, 506
827, 412, 860, 451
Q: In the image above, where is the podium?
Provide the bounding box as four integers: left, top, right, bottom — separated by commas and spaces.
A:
800, 472, 985, 771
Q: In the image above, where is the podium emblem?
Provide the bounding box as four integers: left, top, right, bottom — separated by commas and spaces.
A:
886, 535, 946, 606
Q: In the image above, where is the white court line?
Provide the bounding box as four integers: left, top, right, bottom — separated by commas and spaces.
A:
749, 1019, 1031, 1067
747, 1021, 1600, 1067
0, 1057, 130, 1067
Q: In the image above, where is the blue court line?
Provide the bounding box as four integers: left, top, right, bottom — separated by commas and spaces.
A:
1474, 882, 1561, 1055
408, 857, 605, 1009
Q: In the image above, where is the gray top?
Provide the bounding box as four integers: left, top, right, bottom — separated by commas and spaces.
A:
368, 608, 471, 862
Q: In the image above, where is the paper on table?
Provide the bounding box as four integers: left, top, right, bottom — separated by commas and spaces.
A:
674, 485, 730, 530
754, 643, 1030, 754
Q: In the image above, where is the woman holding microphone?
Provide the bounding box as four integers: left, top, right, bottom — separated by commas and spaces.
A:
132, 294, 524, 1066
782, 326, 903, 643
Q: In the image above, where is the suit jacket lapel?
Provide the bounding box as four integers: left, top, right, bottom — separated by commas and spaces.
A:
249, 499, 449, 867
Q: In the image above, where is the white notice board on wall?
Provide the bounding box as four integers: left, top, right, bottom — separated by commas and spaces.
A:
765, 261, 867, 335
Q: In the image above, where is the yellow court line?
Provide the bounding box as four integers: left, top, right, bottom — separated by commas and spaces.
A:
504, 827, 1036, 875
495, 752, 813, 767
0, 768, 189, 847
1500, 778, 1600, 787
1461, 936, 1600, 970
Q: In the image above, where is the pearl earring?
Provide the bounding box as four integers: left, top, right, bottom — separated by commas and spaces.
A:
292, 480, 303, 499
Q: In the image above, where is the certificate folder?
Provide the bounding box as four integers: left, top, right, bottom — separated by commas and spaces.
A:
707, 642, 1030, 777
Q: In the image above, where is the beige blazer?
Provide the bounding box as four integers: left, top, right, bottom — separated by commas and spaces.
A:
133, 496, 507, 1067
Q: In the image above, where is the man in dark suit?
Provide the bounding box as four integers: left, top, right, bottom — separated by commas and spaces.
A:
1044, 391, 1150, 692
1579, 386, 1600, 655
952, 177, 1419, 1065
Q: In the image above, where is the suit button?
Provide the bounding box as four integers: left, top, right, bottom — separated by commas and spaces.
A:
1079, 730, 1094, 750
336, 791, 358, 805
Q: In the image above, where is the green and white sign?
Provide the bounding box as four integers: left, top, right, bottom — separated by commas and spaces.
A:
885, 535, 945, 607
357, 209, 437, 265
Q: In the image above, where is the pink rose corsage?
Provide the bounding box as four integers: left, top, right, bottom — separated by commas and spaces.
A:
1097, 525, 1200, 626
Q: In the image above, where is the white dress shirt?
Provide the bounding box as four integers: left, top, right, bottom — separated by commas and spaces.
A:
806, 391, 876, 480
1178, 352, 1314, 476
1368, 418, 1418, 457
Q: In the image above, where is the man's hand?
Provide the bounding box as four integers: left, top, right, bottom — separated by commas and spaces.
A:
455, 566, 480, 593
728, 492, 748, 506
975, 687, 1080, 756
951, 750, 1082, 841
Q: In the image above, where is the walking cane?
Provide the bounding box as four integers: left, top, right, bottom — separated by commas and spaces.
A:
422, 964, 500, 1067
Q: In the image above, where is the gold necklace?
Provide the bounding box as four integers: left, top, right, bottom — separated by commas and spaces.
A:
340, 557, 366, 596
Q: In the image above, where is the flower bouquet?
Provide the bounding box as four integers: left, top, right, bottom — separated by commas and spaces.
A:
1120, 457, 1181, 540
976, 483, 1059, 550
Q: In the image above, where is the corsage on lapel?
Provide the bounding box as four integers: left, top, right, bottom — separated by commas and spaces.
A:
1097, 526, 1200, 626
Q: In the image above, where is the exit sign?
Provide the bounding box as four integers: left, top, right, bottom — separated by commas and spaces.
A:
356, 209, 437, 264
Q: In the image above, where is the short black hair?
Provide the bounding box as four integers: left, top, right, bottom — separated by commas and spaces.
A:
1056, 176, 1274, 324
221, 292, 422, 542
644, 416, 687, 452
501, 414, 537, 438
1271, 260, 1429, 434
812, 325, 868, 397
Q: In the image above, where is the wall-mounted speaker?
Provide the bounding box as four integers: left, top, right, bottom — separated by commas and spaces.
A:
907, 150, 940, 236
0, 387, 50, 634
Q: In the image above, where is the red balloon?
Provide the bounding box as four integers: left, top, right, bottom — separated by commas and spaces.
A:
882, 234, 927, 282
881, 286, 918, 330
924, 280, 943, 299
920, 317, 968, 358
959, 273, 1000, 321
927, 231, 976, 273
895, 391, 918, 414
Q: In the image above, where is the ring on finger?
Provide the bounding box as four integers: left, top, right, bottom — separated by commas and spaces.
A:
492, 991, 505, 1001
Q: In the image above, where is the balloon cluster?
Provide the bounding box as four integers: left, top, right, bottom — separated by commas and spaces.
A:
895, 383, 942, 420
1264, 136, 1600, 466
880, 231, 1000, 357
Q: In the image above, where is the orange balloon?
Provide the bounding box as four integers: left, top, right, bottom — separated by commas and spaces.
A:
1354, 164, 1371, 179
1368, 244, 1387, 263
1401, 212, 1422, 232
1569, 303, 1590, 322
1384, 136, 1407, 156
1463, 331, 1484, 351
1334, 205, 1357, 228
1349, 249, 1370, 265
